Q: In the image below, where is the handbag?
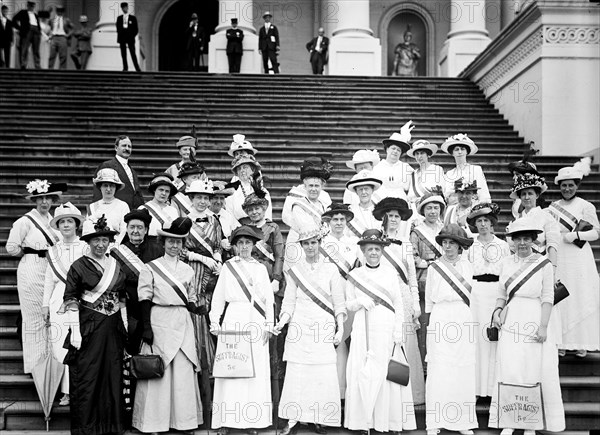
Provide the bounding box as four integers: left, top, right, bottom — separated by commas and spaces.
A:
497, 382, 545, 430
573, 219, 593, 249
386, 344, 410, 386
487, 309, 499, 342
130, 344, 165, 380
554, 280, 570, 305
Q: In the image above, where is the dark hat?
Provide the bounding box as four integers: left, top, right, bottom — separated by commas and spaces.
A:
510, 173, 547, 199
27, 1, 36, 7
453, 178, 479, 193
38, 10, 50, 19
148, 173, 177, 197
231, 154, 261, 173
231, 18, 238, 23
435, 224, 473, 249
357, 229, 391, 247
176, 135, 197, 148
382, 120, 414, 153
372, 197, 413, 221
157, 217, 192, 238
322, 202, 354, 221
56, 6, 65, 12
178, 161, 205, 179
124, 208, 152, 227
81, 215, 118, 242
508, 160, 539, 176
230, 225, 261, 245
300, 157, 333, 181
25, 179, 66, 200
242, 193, 269, 211
212, 180, 235, 197
120, 2, 128, 7
466, 202, 500, 232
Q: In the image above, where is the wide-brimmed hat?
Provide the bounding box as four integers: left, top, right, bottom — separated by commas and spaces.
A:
297, 227, 323, 243
382, 120, 414, 153
345, 170, 382, 192
417, 187, 446, 215
124, 208, 152, 226
93, 168, 124, 190
505, 218, 543, 238
357, 229, 391, 247
25, 179, 65, 200
242, 190, 269, 210
148, 173, 177, 196
345, 149, 380, 170
554, 157, 592, 185
186, 179, 215, 196
322, 202, 354, 221
453, 178, 479, 193
176, 135, 197, 149
178, 161, 205, 179
157, 217, 192, 238
228, 134, 257, 157
466, 202, 500, 231
372, 197, 413, 221
406, 139, 438, 158
300, 157, 333, 181
231, 154, 261, 173
441, 133, 478, 155
50, 202, 84, 229
230, 225, 261, 245
510, 173, 547, 199
435, 224, 473, 249
81, 215, 118, 242
212, 180, 235, 197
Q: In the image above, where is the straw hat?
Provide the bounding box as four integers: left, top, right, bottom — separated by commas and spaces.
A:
231, 154, 261, 173
554, 157, 592, 185
345, 170, 382, 193
297, 227, 323, 243
50, 202, 83, 229
505, 218, 543, 238
186, 179, 215, 196
228, 134, 257, 157
148, 173, 177, 197
417, 187, 446, 215
93, 168, 124, 190
176, 135, 197, 149
406, 139, 438, 158
441, 133, 478, 155
345, 149, 380, 170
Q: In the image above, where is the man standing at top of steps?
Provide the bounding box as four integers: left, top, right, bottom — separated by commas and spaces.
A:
48, 6, 74, 70
306, 27, 328, 75
12, 1, 41, 69
116, 2, 141, 72
0, 5, 13, 68
226, 18, 243, 73
92, 135, 145, 209
258, 11, 279, 74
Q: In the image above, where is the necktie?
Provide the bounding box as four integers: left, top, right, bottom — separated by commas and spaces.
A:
122, 161, 134, 186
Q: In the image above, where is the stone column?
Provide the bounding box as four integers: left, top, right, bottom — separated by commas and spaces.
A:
87, 0, 142, 71
209, 0, 260, 73
439, 0, 491, 77
327, 0, 381, 76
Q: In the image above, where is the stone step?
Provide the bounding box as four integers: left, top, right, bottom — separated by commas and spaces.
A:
560, 376, 600, 402
0, 351, 23, 375
0, 327, 21, 351
0, 286, 18, 305
559, 352, 600, 377
0, 305, 19, 327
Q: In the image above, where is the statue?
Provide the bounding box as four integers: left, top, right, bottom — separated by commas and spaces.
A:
393, 25, 421, 77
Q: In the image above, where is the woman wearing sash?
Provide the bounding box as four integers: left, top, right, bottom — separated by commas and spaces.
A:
139, 173, 179, 240
61, 215, 128, 435
345, 170, 383, 238
87, 168, 130, 236
282, 157, 332, 268
441, 134, 490, 205
5, 179, 62, 374
132, 217, 203, 433
209, 226, 275, 435
489, 219, 565, 434
42, 203, 86, 407
443, 178, 478, 237
507, 155, 540, 219
373, 197, 425, 405
465, 203, 510, 399
276, 229, 346, 435
406, 140, 445, 207
343, 149, 384, 207
425, 224, 476, 435
344, 229, 416, 434
551, 160, 599, 356
173, 161, 206, 217
225, 155, 273, 221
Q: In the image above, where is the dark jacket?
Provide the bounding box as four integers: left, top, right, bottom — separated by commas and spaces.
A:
0, 16, 13, 47
258, 23, 279, 51
226, 27, 244, 54
116, 14, 138, 44
185, 23, 203, 51
306, 35, 329, 62
92, 157, 145, 209
12, 9, 40, 37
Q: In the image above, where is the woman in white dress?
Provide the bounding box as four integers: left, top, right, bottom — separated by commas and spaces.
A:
549, 160, 600, 356
276, 229, 346, 435
88, 168, 130, 238
406, 139, 445, 207
139, 173, 179, 240
443, 178, 478, 237
5, 179, 63, 374
343, 149, 384, 206
225, 155, 273, 221
344, 229, 416, 434
489, 219, 565, 434
42, 202, 86, 406
465, 203, 510, 398
345, 170, 383, 238
209, 226, 275, 435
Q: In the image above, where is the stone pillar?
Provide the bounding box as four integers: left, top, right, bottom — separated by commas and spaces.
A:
439, 0, 491, 77
87, 0, 143, 71
209, 0, 260, 73
327, 0, 381, 76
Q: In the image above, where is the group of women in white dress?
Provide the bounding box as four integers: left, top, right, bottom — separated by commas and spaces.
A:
5, 127, 598, 435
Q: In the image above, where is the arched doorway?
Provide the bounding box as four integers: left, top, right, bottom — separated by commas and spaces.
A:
387, 12, 426, 76
158, 0, 219, 71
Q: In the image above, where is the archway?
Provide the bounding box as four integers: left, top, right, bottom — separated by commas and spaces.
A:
158, 0, 219, 71
387, 12, 426, 76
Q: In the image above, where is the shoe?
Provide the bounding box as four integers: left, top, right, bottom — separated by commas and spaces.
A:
558, 349, 566, 357
426, 430, 439, 435
217, 428, 229, 435
59, 394, 70, 406
359, 431, 369, 435
281, 424, 298, 435
500, 429, 514, 435
459, 431, 474, 435
576, 349, 588, 358
314, 424, 327, 434
523, 431, 536, 435
247, 430, 259, 435
70, 54, 81, 70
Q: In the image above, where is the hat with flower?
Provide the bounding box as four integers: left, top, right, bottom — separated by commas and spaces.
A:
228, 134, 257, 157
453, 177, 479, 193
441, 133, 478, 155
25, 179, 65, 200
81, 214, 118, 242
357, 229, 391, 247
510, 173, 547, 199
466, 202, 500, 231
186, 179, 215, 196
382, 120, 415, 153
300, 157, 333, 181
554, 157, 592, 185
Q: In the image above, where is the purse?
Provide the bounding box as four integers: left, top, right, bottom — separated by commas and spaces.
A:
130, 344, 165, 380
554, 280, 570, 305
486, 309, 499, 342
573, 219, 593, 249
386, 344, 410, 386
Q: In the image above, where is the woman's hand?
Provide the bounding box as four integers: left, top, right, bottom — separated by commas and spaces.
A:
271, 280, 280, 294
535, 325, 548, 343
179, 248, 189, 261
492, 308, 503, 328
357, 296, 375, 311
70, 326, 82, 350
42, 306, 50, 326
563, 232, 577, 244
262, 329, 273, 345
333, 326, 344, 346
221, 239, 232, 251
209, 323, 221, 336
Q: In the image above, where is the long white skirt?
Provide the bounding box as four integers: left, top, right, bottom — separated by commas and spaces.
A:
47, 281, 69, 394
471, 280, 498, 397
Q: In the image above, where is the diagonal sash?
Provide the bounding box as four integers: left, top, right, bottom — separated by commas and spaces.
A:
81, 257, 121, 306
189, 226, 215, 257
172, 193, 193, 216
25, 211, 59, 247
110, 244, 143, 278
371, 190, 384, 207
255, 240, 275, 262
505, 257, 551, 304
430, 261, 472, 306
346, 218, 366, 238
142, 202, 167, 226
319, 243, 351, 279
46, 246, 68, 284
381, 246, 409, 284
288, 266, 334, 317
225, 260, 267, 318
410, 171, 428, 199
347, 269, 395, 313
413, 226, 443, 258
292, 199, 323, 223
147, 260, 189, 305
548, 202, 577, 232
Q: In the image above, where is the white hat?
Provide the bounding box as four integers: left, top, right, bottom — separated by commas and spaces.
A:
50, 202, 84, 230
505, 218, 543, 237
228, 134, 257, 157
554, 157, 592, 185
345, 170, 382, 192
382, 120, 415, 152
93, 168, 124, 189
441, 133, 478, 155
263, 11, 272, 18
186, 179, 215, 196
406, 139, 438, 158
345, 149, 380, 170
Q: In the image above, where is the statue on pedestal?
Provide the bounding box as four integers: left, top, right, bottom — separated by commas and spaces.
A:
393, 25, 421, 77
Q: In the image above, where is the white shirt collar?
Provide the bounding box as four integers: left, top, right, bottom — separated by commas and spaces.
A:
115, 155, 129, 166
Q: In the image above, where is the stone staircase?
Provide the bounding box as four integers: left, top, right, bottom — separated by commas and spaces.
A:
0, 70, 598, 432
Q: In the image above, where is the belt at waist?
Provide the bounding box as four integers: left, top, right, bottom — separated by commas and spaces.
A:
23, 247, 48, 257
53, 34, 67, 37
473, 274, 499, 282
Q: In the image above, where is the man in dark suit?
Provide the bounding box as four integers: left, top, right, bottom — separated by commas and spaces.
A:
185, 13, 203, 71
93, 135, 145, 209
12, 1, 41, 69
306, 27, 328, 75
0, 5, 13, 68
226, 18, 243, 73
48, 6, 74, 70
258, 11, 279, 74
115, 2, 140, 72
